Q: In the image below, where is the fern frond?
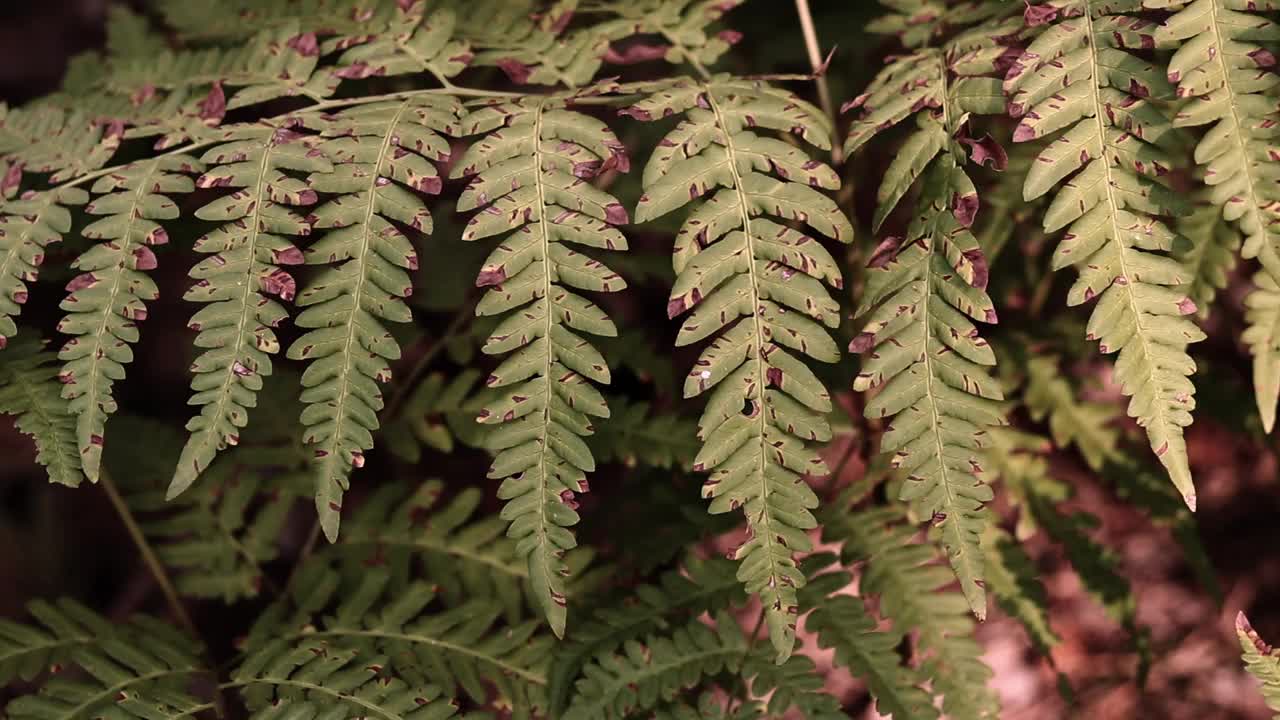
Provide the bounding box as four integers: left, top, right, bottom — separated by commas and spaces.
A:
452, 97, 631, 637
548, 555, 743, 713
845, 40, 1010, 618
588, 398, 699, 469
248, 558, 549, 716
824, 505, 999, 719
231, 638, 459, 720
56, 155, 200, 482
0, 338, 83, 487
800, 556, 938, 720
1153, 0, 1280, 269
382, 369, 487, 463
625, 75, 851, 662
329, 5, 470, 84
983, 525, 1059, 656
3, 602, 211, 720
1175, 197, 1240, 321
1238, 612, 1280, 718
0, 106, 123, 184
170, 121, 328, 499
287, 96, 462, 541
158, 0, 399, 42
868, 0, 1020, 49
563, 611, 748, 720
117, 395, 308, 602
1008, 1, 1204, 508
744, 652, 843, 719
1024, 355, 1120, 470
335, 480, 597, 624
652, 693, 763, 720
1245, 271, 1280, 431
0, 188, 88, 349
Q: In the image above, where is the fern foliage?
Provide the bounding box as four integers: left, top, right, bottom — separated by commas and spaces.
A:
1008, 0, 1204, 507
844, 27, 1010, 618
0, 338, 82, 486
58, 155, 200, 482
292, 97, 461, 541
625, 76, 850, 662
1239, 612, 1280, 718
451, 96, 630, 637
0, 188, 88, 350
1, 601, 211, 720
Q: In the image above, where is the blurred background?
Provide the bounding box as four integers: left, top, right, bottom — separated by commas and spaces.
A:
0, 2, 1278, 718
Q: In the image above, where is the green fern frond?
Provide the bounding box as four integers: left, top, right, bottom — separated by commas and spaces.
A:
118, 394, 308, 602
452, 97, 631, 637
868, 0, 1020, 49
56, 155, 200, 483
983, 525, 1059, 656
0, 106, 123, 184
0, 188, 88, 349
652, 693, 763, 720
1175, 197, 1240, 321
589, 398, 699, 469
104, 6, 166, 61
1238, 612, 1280, 718
3, 602, 211, 720
382, 369, 487, 463
1008, 0, 1204, 508
625, 75, 850, 662
287, 96, 463, 542
248, 558, 549, 716
170, 121, 328, 499
231, 638, 459, 720
1246, 272, 1280, 431
563, 611, 748, 720
334, 480, 597, 625
800, 556, 938, 720
845, 40, 1010, 619
1024, 355, 1120, 470
744, 652, 843, 719
329, 5, 470, 84
0, 338, 83, 487
825, 505, 999, 719
1152, 0, 1280, 269
548, 555, 743, 713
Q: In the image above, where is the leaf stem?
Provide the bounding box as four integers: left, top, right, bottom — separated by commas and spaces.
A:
99, 468, 198, 639
381, 305, 473, 423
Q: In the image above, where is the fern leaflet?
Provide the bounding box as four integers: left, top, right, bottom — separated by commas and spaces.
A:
1239, 612, 1280, 718
0, 338, 83, 487
1008, 0, 1204, 508
452, 97, 631, 637
0, 188, 88, 349
625, 76, 851, 662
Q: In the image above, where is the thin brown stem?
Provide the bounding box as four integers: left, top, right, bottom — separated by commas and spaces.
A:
381, 305, 473, 423
794, 0, 842, 164
99, 468, 198, 639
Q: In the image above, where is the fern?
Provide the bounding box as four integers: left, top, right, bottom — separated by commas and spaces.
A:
332, 480, 594, 625
289, 97, 462, 541
0, 188, 88, 349
248, 557, 550, 716
982, 525, 1059, 656
588, 398, 700, 469
1024, 354, 1120, 470
626, 75, 851, 662
563, 611, 748, 720
844, 30, 1010, 618
452, 96, 630, 637
1239, 612, 1280, 718
1007, 0, 1204, 508
800, 555, 939, 720
169, 121, 324, 498
868, 0, 1018, 48
1246, 272, 1280, 431
824, 504, 999, 719
2, 602, 212, 720
0, 337, 83, 487
57, 155, 200, 482
230, 638, 459, 720
1175, 197, 1240, 321
548, 554, 744, 713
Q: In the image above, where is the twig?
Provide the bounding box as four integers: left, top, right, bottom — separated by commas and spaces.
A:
793, 0, 842, 164
99, 468, 198, 639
